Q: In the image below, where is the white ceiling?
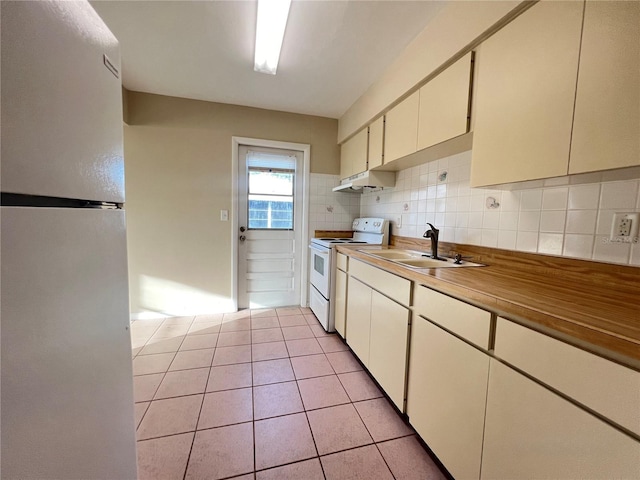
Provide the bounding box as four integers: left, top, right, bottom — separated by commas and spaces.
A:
91, 1, 445, 119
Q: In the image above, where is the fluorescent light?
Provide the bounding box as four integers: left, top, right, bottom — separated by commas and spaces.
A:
254, 0, 292, 75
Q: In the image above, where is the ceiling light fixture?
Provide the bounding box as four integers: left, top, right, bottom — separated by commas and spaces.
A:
254, 0, 292, 75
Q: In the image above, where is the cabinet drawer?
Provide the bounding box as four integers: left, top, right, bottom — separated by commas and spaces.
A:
336, 252, 348, 271
495, 317, 640, 436
349, 259, 410, 306
413, 285, 491, 349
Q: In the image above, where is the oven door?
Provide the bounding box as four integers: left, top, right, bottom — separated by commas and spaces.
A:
309, 244, 331, 299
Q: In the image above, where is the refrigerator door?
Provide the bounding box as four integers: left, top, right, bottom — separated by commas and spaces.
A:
1, 1, 124, 203
1, 207, 137, 479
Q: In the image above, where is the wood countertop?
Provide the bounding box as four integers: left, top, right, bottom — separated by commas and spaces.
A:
336, 238, 640, 369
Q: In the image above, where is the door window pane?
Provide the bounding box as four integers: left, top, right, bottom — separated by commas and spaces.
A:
248, 168, 294, 229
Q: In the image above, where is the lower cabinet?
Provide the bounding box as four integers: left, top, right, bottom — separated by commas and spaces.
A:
368, 290, 409, 409
345, 277, 372, 365
345, 273, 410, 411
407, 316, 489, 480
339, 255, 640, 479
481, 359, 640, 479
334, 269, 347, 337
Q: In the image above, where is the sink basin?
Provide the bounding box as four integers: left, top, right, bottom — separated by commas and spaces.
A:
360, 249, 485, 269
365, 250, 420, 260
395, 258, 453, 268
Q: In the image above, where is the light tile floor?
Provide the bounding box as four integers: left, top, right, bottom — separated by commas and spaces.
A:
131, 307, 447, 480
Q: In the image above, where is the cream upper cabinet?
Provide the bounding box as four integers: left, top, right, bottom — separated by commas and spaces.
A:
368, 116, 384, 169
340, 127, 368, 180
482, 359, 640, 479
384, 91, 419, 164
470, 1, 584, 187
407, 316, 489, 480
417, 53, 472, 151
569, 0, 640, 174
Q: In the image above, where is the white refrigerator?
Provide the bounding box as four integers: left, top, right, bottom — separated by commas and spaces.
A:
1, 1, 138, 478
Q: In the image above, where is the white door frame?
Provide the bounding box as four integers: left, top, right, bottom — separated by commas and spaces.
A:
231, 136, 310, 311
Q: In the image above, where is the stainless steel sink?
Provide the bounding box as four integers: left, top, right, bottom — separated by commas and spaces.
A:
361, 249, 485, 269
363, 250, 418, 260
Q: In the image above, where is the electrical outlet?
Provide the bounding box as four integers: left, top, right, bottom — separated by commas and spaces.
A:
396, 216, 402, 228
610, 212, 639, 241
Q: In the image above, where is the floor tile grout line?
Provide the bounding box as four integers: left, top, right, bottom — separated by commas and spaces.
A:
138, 408, 408, 445
137, 309, 422, 479
318, 440, 377, 459
130, 317, 166, 359
251, 457, 323, 477
181, 364, 212, 480
280, 324, 327, 478
374, 442, 398, 480
349, 395, 399, 480
136, 320, 193, 416
251, 330, 257, 478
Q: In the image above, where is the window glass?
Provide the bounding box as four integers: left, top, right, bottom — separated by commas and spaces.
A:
248, 168, 294, 229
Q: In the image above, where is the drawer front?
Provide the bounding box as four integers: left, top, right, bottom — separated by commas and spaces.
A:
413, 285, 491, 349
336, 252, 348, 271
349, 259, 410, 306
495, 317, 640, 436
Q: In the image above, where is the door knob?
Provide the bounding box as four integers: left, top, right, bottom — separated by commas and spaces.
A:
240, 226, 246, 232
239, 235, 246, 242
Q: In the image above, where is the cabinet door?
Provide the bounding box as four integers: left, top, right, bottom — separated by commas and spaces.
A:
340, 128, 368, 180
569, 0, 640, 174
339, 143, 352, 180
482, 360, 640, 479
334, 269, 347, 338
470, 1, 583, 187
407, 317, 489, 480
345, 277, 372, 366
368, 291, 409, 410
417, 52, 472, 150
368, 116, 384, 169
384, 91, 419, 164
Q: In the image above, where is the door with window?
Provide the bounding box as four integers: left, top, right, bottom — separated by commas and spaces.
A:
238, 145, 303, 308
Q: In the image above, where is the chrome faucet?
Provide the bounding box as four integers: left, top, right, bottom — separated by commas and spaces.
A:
423, 223, 444, 260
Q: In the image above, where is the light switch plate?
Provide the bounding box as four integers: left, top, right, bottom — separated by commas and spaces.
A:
220, 210, 229, 221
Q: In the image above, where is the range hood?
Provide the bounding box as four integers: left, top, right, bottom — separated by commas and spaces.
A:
332, 170, 396, 193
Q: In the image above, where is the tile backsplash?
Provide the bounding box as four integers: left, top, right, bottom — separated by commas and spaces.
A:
360, 151, 640, 266
309, 173, 359, 237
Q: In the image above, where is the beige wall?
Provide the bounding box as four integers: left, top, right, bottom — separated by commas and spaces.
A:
124, 91, 339, 317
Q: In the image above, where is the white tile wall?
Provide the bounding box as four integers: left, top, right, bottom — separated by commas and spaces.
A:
360, 151, 640, 266
308, 173, 359, 237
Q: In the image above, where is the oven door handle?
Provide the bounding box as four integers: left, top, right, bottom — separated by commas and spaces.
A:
309, 245, 330, 255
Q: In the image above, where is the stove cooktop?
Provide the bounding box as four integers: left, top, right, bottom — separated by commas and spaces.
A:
317, 238, 366, 243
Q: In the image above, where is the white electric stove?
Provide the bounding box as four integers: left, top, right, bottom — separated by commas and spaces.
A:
309, 217, 389, 332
